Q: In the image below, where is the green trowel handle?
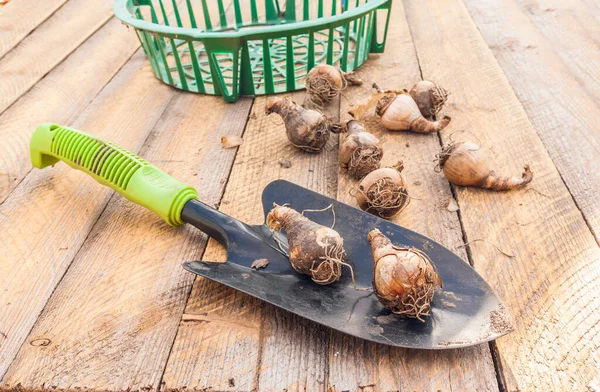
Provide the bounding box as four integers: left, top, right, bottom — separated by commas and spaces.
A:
30, 123, 198, 226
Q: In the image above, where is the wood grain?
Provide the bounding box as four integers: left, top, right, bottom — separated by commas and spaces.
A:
2, 87, 253, 390
0, 49, 177, 382
0, 0, 67, 60
0, 0, 114, 115
464, 0, 600, 244
0, 17, 140, 205
404, 0, 600, 390
255, 95, 339, 392
327, 1, 499, 390
163, 91, 340, 392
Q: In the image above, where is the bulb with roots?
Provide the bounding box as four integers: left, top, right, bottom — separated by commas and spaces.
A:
368, 229, 442, 322
339, 120, 383, 179
266, 204, 349, 285
436, 141, 533, 191
409, 80, 449, 120
266, 97, 341, 153
376, 91, 451, 133
355, 161, 410, 219
305, 64, 363, 107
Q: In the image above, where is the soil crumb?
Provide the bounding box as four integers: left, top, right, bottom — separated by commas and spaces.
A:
279, 158, 292, 168
251, 258, 269, 269
228, 378, 235, 387
446, 198, 459, 212
375, 314, 397, 324
221, 135, 243, 149
438, 339, 471, 347
440, 299, 456, 308
490, 305, 515, 334
443, 291, 461, 301
369, 325, 385, 335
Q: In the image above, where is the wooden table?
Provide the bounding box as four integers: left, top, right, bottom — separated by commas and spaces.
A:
1, 0, 599, 391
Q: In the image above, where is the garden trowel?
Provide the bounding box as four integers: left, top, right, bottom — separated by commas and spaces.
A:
30, 123, 512, 350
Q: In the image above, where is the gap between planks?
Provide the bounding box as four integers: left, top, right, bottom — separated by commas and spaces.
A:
327, 0, 498, 389
0, 0, 67, 60
403, 0, 600, 390
463, 0, 600, 247
0, 0, 115, 116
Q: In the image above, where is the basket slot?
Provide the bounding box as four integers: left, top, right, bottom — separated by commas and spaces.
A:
169, 38, 189, 90
172, 0, 183, 27
137, 30, 159, 79
217, 0, 227, 29
317, 0, 324, 17
340, 22, 351, 71
352, 0, 360, 33
200, 0, 213, 30
307, 31, 315, 70
284, 0, 296, 21
371, 4, 391, 53
251, 0, 259, 22
232, 0, 243, 26
156, 35, 175, 84
208, 49, 241, 101
285, 36, 296, 91
302, 0, 309, 20
326, 28, 335, 63
262, 38, 275, 94
157, 0, 170, 26
187, 41, 206, 93
134, 8, 161, 76
364, 10, 375, 59
185, 0, 198, 28
353, 14, 365, 68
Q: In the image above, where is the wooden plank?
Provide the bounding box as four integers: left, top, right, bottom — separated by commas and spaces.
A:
580, 0, 600, 23
510, 0, 600, 102
0, 0, 114, 116
2, 92, 253, 391
0, 49, 177, 382
327, 1, 499, 390
403, 0, 600, 390
0, 17, 140, 205
255, 96, 340, 392
0, 0, 67, 60
464, 0, 600, 243
163, 92, 339, 391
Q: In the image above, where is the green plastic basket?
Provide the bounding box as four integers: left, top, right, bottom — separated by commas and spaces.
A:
114, 0, 392, 102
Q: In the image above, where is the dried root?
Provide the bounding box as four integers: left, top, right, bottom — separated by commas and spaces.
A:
356, 162, 410, 219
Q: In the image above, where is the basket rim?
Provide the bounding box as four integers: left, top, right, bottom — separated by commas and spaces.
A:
113, 0, 390, 41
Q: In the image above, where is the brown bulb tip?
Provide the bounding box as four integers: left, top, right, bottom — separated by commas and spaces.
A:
265, 98, 287, 115
367, 228, 383, 243
329, 122, 343, 134
392, 161, 405, 173
439, 115, 451, 129
340, 120, 352, 133
522, 165, 533, 184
